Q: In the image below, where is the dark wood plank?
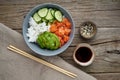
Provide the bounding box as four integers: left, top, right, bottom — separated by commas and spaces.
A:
91, 73, 120, 80
0, 0, 76, 5
0, 8, 120, 28
76, 0, 120, 11
0, 0, 120, 29
72, 28, 120, 46
1, 0, 120, 11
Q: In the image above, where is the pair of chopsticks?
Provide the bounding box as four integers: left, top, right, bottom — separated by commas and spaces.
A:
7, 45, 77, 78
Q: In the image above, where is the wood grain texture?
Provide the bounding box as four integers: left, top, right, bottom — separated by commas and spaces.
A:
0, 0, 120, 80
0, 0, 120, 28
91, 73, 120, 80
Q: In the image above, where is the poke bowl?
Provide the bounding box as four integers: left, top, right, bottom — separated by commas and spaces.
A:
23, 3, 75, 56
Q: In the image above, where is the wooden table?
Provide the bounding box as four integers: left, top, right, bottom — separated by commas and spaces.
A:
0, 0, 120, 80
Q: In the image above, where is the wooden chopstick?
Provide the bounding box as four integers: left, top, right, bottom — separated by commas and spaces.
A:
7, 45, 77, 78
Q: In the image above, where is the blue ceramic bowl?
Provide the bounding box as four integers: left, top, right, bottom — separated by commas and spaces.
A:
23, 3, 75, 56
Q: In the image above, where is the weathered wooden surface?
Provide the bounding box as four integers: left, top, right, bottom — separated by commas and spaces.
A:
0, 0, 120, 80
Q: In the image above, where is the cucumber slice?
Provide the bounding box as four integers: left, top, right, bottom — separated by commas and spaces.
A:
50, 9, 55, 17
33, 13, 41, 23
41, 18, 48, 23
49, 19, 54, 23
55, 11, 63, 22
38, 8, 48, 18
46, 9, 54, 20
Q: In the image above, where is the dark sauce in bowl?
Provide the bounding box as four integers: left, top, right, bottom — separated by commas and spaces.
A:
75, 47, 92, 62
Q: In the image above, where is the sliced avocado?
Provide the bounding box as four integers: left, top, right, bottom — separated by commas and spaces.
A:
50, 36, 59, 49
45, 31, 55, 50
49, 40, 55, 50
37, 34, 45, 48
48, 34, 56, 50
50, 37, 56, 49
51, 33, 60, 49
44, 32, 51, 49
40, 34, 47, 48
37, 31, 60, 50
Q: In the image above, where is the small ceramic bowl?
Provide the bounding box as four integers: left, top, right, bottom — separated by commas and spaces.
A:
73, 43, 95, 66
80, 21, 97, 39
22, 3, 75, 56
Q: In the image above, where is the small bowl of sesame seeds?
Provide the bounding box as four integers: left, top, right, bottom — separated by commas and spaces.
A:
80, 21, 97, 39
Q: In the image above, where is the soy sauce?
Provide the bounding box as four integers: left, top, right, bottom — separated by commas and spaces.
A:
75, 47, 92, 62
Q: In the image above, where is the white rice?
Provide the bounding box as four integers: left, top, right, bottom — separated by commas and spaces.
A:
26, 17, 50, 42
